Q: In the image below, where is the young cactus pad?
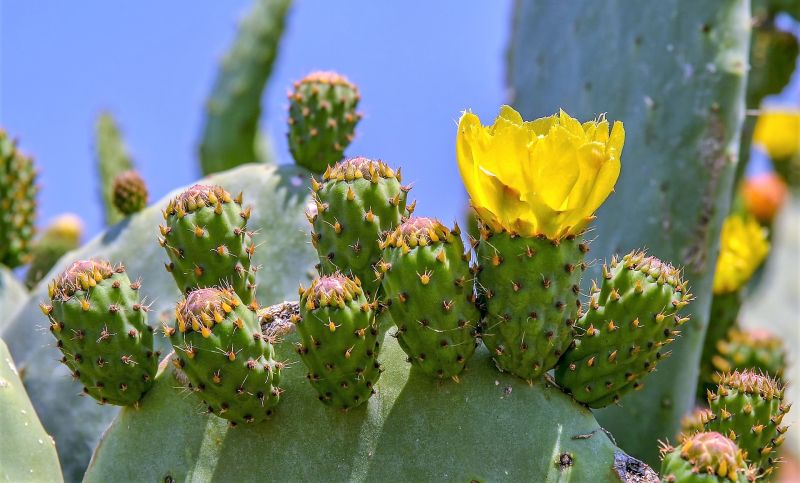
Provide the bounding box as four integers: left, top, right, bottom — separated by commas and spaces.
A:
659, 431, 751, 482
705, 370, 790, 475
42, 259, 157, 406
379, 217, 479, 380
297, 274, 381, 409
700, 328, 786, 396
160, 184, 257, 304
555, 251, 691, 408
288, 71, 362, 173
308, 157, 410, 296
112, 170, 148, 215
166, 287, 281, 425
0, 128, 38, 268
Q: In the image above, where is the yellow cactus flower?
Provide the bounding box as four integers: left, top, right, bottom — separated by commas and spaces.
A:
752, 109, 800, 160
713, 215, 770, 294
456, 105, 624, 239
44, 213, 84, 244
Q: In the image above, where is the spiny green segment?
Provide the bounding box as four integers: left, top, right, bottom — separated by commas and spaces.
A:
160, 184, 257, 305
308, 157, 411, 296
288, 71, 361, 174
705, 370, 790, 476
379, 217, 479, 380
42, 259, 157, 406
296, 274, 381, 409
95, 112, 134, 226
681, 408, 717, 437
659, 432, 751, 482
112, 170, 148, 215
555, 251, 691, 408
477, 229, 585, 381
0, 129, 37, 268
699, 292, 742, 400
166, 287, 281, 425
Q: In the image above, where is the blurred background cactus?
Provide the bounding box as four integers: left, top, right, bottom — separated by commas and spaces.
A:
1, 0, 799, 481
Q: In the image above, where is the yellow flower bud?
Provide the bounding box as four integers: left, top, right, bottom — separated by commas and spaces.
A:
712, 215, 770, 294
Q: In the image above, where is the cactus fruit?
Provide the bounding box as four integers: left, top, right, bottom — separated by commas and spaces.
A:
555, 251, 691, 408
41, 259, 157, 406
308, 157, 410, 296
296, 274, 381, 409
159, 184, 257, 304
112, 170, 148, 215
701, 328, 786, 396
0, 128, 38, 269
379, 217, 479, 380
742, 172, 788, 225
165, 287, 281, 425
706, 370, 790, 475
25, 213, 84, 289
659, 431, 752, 482
288, 71, 362, 174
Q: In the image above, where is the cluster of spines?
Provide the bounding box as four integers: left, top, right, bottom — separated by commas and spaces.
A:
0, 128, 38, 268
659, 431, 753, 482
710, 328, 786, 383
112, 170, 148, 215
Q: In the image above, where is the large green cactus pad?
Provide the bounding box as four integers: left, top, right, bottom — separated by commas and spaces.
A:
508, 0, 749, 463
85, 329, 655, 482
1, 163, 315, 482
0, 266, 27, 332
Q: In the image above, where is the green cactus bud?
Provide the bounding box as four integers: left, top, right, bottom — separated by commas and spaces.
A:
308, 157, 411, 296
0, 128, 38, 268
659, 431, 752, 482
288, 71, 361, 174
476, 227, 585, 382
380, 217, 479, 380
160, 184, 257, 304
43, 259, 157, 406
555, 251, 691, 408
705, 370, 790, 476
166, 287, 281, 425
296, 274, 381, 409
112, 170, 148, 215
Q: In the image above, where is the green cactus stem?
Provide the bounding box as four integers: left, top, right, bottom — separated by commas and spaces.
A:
0, 128, 38, 268
112, 170, 148, 215
659, 431, 752, 482
95, 112, 134, 226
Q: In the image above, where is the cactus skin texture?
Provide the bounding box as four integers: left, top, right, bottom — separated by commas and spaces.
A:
0, 128, 38, 269
42, 259, 157, 406
477, 229, 585, 381
308, 157, 410, 296
556, 251, 691, 408
705, 370, 790, 476
0, 338, 64, 483
508, 0, 749, 463
112, 170, 148, 215
659, 431, 752, 482
297, 274, 381, 409
166, 287, 281, 425
160, 184, 257, 305
25, 214, 84, 289
379, 217, 479, 380
288, 71, 362, 174
199, 0, 292, 175
95, 112, 134, 226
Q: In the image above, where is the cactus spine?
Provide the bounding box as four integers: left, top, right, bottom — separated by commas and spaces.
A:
379, 217, 479, 380
0, 128, 37, 268
42, 259, 157, 406
296, 274, 381, 409
659, 431, 752, 482
288, 71, 362, 174
112, 170, 148, 215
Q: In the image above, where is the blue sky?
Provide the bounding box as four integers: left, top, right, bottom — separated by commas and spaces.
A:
1, 1, 513, 240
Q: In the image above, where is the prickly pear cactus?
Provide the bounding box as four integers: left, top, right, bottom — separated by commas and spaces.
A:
659, 431, 751, 482
380, 217, 479, 380
555, 252, 691, 408
95, 112, 134, 226
288, 71, 361, 173
111, 170, 148, 215
0, 128, 38, 269
508, 0, 750, 463
166, 287, 281, 424
309, 157, 410, 296
296, 274, 381, 409
199, 0, 292, 175
25, 214, 84, 289
0, 266, 27, 332
1, 164, 315, 482
42, 259, 157, 406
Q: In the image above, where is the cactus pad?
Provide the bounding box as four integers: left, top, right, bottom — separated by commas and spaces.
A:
43, 259, 157, 406
297, 274, 381, 409
701, 328, 786, 397
380, 217, 479, 380
309, 157, 410, 296
288, 71, 362, 173
705, 370, 790, 475
112, 170, 148, 215
659, 431, 751, 482
555, 251, 691, 408
160, 184, 257, 304
166, 287, 281, 425
0, 129, 37, 268
477, 229, 585, 381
